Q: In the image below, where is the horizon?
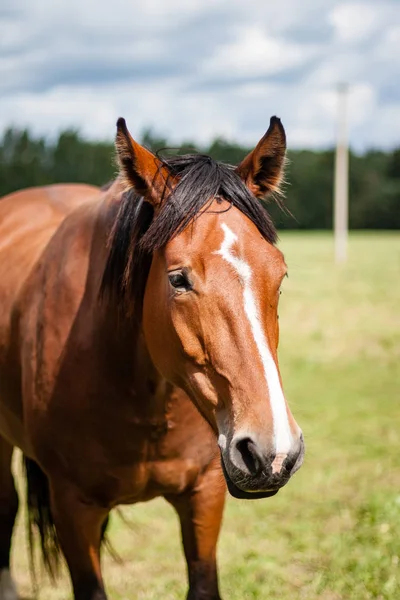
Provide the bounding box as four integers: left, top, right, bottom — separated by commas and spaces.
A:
1, 123, 398, 155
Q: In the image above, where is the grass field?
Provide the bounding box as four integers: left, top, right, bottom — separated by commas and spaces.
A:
11, 232, 400, 599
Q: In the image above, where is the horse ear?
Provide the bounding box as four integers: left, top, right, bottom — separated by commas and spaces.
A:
236, 116, 286, 198
115, 117, 172, 206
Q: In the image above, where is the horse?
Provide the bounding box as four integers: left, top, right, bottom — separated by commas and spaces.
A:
0, 115, 304, 600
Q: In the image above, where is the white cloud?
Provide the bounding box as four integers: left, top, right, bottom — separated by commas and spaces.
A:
0, 0, 399, 150
203, 25, 318, 77
329, 3, 380, 43
376, 25, 400, 61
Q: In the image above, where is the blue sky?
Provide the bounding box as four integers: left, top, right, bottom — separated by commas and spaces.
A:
1, 0, 399, 150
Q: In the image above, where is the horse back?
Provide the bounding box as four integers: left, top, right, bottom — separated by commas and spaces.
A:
0, 184, 100, 301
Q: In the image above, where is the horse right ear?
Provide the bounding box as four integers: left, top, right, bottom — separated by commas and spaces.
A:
236, 116, 286, 198
115, 118, 173, 206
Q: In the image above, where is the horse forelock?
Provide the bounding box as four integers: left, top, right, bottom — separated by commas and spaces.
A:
100, 153, 280, 318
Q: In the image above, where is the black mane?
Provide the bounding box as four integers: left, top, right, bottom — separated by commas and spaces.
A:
101, 153, 279, 316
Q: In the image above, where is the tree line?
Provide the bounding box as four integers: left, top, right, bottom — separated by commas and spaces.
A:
0, 126, 399, 229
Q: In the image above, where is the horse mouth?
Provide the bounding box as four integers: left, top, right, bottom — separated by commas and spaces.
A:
220, 455, 279, 500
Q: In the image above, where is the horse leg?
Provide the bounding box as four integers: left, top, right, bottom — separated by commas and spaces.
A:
0, 438, 18, 600
49, 479, 109, 600
166, 458, 226, 600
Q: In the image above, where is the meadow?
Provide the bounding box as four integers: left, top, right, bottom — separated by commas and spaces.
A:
11, 232, 400, 599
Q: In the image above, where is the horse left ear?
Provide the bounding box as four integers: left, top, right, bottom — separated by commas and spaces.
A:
236, 116, 286, 198
115, 117, 172, 206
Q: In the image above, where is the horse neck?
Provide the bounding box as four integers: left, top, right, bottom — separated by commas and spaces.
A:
92, 185, 170, 423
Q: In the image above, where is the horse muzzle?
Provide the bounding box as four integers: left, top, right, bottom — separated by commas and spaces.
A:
219, 432, 305, 499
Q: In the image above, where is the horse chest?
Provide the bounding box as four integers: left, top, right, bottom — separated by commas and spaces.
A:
32, 388, 217, 506
114, 421, 216, 503
69, 438, 206, 506
130, 457, 201, 502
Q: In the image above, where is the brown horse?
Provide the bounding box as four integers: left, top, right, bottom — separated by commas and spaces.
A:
0, 116, 304, 600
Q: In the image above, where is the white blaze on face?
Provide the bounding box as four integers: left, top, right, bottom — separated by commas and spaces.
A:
215, 223, 292, 468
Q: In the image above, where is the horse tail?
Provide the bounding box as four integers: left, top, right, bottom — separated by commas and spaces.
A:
23, 456, 61, 582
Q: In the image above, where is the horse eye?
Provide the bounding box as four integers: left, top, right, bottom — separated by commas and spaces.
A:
168, 270, 192, 293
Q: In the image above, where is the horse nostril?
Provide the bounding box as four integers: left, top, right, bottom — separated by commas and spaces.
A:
284, 453, 297, 472
288, 433, 305, 475
236, 437, 264, 476
283, 435, 305, 474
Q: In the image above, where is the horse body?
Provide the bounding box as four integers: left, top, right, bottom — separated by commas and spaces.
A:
0, 181, 219, 495
0, 182, 223, 599
0, 116, 304, 600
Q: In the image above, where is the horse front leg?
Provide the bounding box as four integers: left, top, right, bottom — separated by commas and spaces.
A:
49, 479, 109, 600
166, 456, 226, 600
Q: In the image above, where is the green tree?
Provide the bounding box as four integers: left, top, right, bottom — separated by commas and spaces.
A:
0, 125, 398, 229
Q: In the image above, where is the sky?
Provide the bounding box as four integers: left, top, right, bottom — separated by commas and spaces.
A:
1, 0, 399, 150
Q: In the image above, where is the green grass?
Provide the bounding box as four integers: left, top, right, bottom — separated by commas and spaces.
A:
11, 231, 400, 599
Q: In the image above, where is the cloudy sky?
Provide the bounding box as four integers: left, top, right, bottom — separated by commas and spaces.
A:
1, 0, 399, 150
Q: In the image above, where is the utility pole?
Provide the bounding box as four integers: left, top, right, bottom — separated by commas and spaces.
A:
334, 83, 349, 263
